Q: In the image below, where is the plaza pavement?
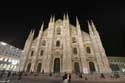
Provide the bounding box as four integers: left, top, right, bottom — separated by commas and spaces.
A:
0, 73, 125, 83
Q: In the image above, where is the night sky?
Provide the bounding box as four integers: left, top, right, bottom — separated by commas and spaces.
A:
0, 1, 124, 57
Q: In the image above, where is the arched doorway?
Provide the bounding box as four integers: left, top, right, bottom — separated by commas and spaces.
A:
26, 63, 31, 72
74, 62, 80, 73
53, 58, 60, 73
89, 62, 96, 73
37, 63, 42, 73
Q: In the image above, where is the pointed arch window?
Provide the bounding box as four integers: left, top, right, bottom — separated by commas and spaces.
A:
26, 63, 31, 72
73, 48, 77, 54
86, 47, 91, 54
31, 51, 34, 57
89, 62, 96, 73
40, 50, 44, 56
56, 40, 60, 47
37, 63, 42, 73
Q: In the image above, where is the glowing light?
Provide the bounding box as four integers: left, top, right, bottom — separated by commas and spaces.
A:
122, 68, 125, 72
8, 59, 12, 62
0, 57, 3, 61
0, 42, 7, 46
12, 60, 17, 65
4, 58, 7, 61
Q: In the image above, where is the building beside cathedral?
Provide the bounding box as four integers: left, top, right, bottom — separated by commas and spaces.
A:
19, 15, 112, 74
0, 41, 21, 71
108, 57, 125, 73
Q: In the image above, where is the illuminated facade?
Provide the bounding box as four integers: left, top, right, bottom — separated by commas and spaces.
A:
19, 15, 112, 74
0, 41, 22, 71
108, 57, 125, 73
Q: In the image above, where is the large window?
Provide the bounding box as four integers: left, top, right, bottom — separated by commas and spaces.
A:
40, 50, 44, 56
73, 48, 77, 54
86, 47, 91, 53
56, 40, 60, 47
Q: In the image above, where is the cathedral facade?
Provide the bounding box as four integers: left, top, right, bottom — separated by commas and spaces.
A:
19, 15, 112, 74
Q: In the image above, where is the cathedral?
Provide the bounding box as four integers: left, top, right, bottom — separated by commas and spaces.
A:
19, 15, 112, 74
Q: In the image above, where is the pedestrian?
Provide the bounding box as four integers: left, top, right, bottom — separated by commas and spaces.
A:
79, 73, 82, 78
0, 70, 5, 78
62, 72, 68, 83
63, 73, 69, 83
42, 70, 44, 74
68, 73, 71, 83
49, 72, 52, 76
100, 73, 105, 79
6, 71, 11, 80
85, 77, 88, 80
12, 72, 15, 77
4, 71, 11, 83
18, 71, 23, 80
62, 72, 67, 80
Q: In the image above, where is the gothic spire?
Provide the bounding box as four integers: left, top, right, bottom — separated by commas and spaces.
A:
31, 22, 44, 71
38, 22, 44, 38
63, 13, 66, 20
76, 16, 80, 27
52, 15, 55, 22
66, 13, 69, 22
90, 20, 112, 73
21, 29, 35, 71
32, 29, 35, 39
88, 20, 94, 36
90, 20, 101, 39
90, 20, 98, 34
76, 16, 82, 32
27, 29, 33, 40
49, 15, 53, 23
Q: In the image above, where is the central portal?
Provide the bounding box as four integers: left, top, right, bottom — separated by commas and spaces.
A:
74, 62, 80, 73
53, 58, 60, 73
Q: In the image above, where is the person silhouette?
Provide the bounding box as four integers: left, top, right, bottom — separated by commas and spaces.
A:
62, 72, 68, 83
68, 73, 71, 83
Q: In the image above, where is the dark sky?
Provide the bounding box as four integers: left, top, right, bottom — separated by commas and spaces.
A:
0, 1, 124, 57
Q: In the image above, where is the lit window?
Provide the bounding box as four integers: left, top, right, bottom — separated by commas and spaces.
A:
8, 59, 12, 62
4, 58, 8, 61
12, 60, 17, 65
